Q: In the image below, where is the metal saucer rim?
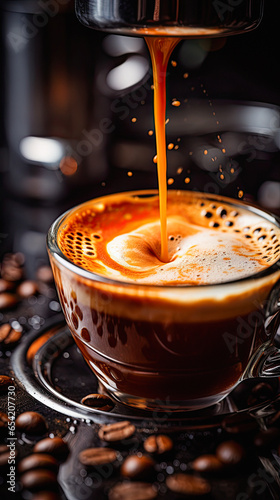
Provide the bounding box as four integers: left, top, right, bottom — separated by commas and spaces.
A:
10, 314, 280, 429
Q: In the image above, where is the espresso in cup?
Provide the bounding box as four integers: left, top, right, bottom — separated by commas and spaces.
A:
48, 190, 280, 410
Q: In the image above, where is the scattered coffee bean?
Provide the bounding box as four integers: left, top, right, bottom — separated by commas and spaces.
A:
0, 323, 22, 344
33, 437, 69, 461
16, 411, 47, 436
36, 266, 54, 284
121, 455, 155, 480
81, 393, 114, 412
18, 453, 59, 474
0, 445, 11, 467
1, 253, 24, 281
79, 447, 117, 466
30, 493, 61, 500
98, 421, 136, 442
1, 266, 23, 282
143, 434, 173, 455
222, 413, 258, 434
166, 473, 211, 496
192, 454, 224, 473
0, 411, 9, 429
216, 440, 246, 466
0, 279, 14, 293
108, 481, 158, 500
0, 293, 19, 310
247, 382, 276, 407
20, 469, 58, 492
253, 427, 280, 450
17, 280, 38, 298
0, 375, 13, 393
5, 252, 25, 267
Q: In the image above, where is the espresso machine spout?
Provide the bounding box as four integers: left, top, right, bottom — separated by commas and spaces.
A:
75, 0, 264, 37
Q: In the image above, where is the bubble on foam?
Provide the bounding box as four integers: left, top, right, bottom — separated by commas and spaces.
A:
106, 216, 279, 285
58, 192, 280, 285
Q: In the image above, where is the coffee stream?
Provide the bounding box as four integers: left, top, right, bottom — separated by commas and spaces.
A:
58, 37, 280, 285
145, 37, 180, 263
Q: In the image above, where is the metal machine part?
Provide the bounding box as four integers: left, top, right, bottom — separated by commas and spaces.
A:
75, 0, 264, 37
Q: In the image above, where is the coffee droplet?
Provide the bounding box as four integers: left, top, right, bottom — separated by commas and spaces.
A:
60, 156, 78, 176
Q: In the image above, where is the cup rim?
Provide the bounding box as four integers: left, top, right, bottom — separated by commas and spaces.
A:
47, 189, 280, 289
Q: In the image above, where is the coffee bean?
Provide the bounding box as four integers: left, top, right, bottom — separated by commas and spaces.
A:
143, 434, 173, 455
0, 411, 9, 429
0, 323, 22, 344
108, 481, 158, 500
36, 266, 54, 284
18, 453, 59, 474
1, 253, 24, 281
1, 265, 23, 282
0, 445, 11, 467
79, 447, 117, 466
216, 440, 246, 466
98, 421, 136, 442
222, 413, 258, 434
30, 493, 61, 500
0, 293, 18, 310
81, 393, 114, 412
121, 455, 155, 480
6, 252, 25, 267
247, 382, 275, 407
192, 454, 224, 473
20, 469, 58, 492
16, 412, 47, 436
0, 279, 14, 293
33, 437, 69, 461
253, 427, 280, 450
17, 280, 38, 298
166, 473, 211, 496
0, 375, 13, 393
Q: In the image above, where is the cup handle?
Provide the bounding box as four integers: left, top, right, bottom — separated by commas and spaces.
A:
243, 309, 280, 379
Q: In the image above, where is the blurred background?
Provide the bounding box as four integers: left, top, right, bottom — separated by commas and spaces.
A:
0, 0, 279, 275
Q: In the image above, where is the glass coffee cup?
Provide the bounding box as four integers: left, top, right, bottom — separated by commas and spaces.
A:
47, 190, 280, 411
